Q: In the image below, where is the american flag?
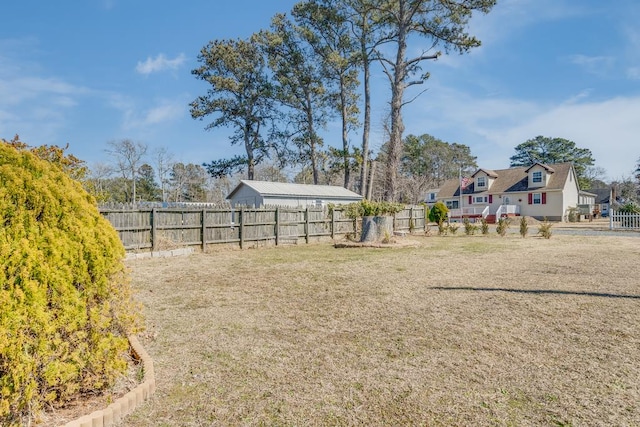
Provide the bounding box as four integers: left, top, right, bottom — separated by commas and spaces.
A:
460, 176, 472, 190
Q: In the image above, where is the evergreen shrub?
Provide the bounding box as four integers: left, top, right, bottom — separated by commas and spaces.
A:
496, 217, 510, 237
428, 201, 448, 225
463, 218, 477, 235
0, 142, 140, 425
343, 199, 404, 219
480, 218, 489, 235
519, 216, 529, 238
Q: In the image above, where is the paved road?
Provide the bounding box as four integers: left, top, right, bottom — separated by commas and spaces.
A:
552, 227, 640, 238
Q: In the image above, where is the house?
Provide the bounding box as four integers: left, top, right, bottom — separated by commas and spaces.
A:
591, 187, 619, 217
430, 162, 594, 222
226, 180, 363, 208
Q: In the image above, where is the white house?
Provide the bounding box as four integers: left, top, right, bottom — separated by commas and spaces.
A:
226, 180, 363, 208
429, 162, 594, 222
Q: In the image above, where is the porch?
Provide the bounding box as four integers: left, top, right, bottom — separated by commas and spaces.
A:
448, 205, 520, 224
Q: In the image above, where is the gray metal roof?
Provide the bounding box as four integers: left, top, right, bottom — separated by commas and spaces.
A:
227, 180, 364, 199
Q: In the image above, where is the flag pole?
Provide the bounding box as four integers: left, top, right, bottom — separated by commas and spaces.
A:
459, 166, 463, 221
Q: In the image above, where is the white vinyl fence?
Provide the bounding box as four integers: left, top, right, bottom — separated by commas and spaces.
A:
609, 211, 640, 230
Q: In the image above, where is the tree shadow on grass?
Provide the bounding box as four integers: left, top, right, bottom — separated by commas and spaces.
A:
429, 286, 640, 300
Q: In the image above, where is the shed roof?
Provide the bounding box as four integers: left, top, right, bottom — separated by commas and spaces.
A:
227, 180, 363, 200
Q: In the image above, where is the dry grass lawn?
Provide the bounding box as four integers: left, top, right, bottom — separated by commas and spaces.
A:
122, 233, 640, 426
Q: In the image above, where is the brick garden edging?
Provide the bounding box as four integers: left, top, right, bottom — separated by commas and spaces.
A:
60, 335, 155, 427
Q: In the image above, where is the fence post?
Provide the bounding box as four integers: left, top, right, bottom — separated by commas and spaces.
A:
201, 209, 207, 252
331, 208, 335, 240
275, 207, 280, 246
305, 207, 310, 244
151, 208, 157, 252
409, 206, 414, 233
610, 210, 613, 230
239, 207, 245, 249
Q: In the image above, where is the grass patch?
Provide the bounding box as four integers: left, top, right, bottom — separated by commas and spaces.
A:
124, 234, 640, 426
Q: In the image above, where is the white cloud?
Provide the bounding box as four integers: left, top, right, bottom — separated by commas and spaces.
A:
135, 53, 187, 75
568, 54, 615, 76
405, 84, 640, 181
469, 0, 587, 49
627, 67, 640, 80
474, 96, 640, 180
121, 100, 185, 130
142, 103, 184, 125
0, 76, 86, 105
0, 71, 89, 143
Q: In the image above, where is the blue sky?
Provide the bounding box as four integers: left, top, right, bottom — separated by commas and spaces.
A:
1, 0, 639, 183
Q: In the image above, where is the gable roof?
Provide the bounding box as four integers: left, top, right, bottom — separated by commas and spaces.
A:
591, 188, 614, 204
525, 162, 556, 173
471, 168, 498, 178
437, 162, 574, 199
227, 180, 363, 200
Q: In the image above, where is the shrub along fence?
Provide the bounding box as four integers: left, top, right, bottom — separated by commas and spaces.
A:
99, 205, 428, 251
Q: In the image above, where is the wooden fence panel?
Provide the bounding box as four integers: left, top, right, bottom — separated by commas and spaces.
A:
205, 210, 237, 244
308, 208, 330, 237
101, 209, 152, 250
100, 205, 423, 251
331, 208, 356, 236
278, 209, 302, 243
243, 209, 277, 242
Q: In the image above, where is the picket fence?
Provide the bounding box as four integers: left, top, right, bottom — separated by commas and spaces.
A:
609, 211, 640, 230
99, 205, 428, 251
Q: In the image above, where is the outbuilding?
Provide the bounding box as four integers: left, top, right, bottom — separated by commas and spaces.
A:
226, 180, 363, 208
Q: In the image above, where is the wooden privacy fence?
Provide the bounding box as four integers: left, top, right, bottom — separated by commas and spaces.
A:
100, 205, 428, 251
609, 211, 640, 230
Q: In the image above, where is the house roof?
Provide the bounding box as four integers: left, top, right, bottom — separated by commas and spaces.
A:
471, 168, 498, 178
437, 162, 574, 198
591, 188, 614, 204
227, 180, 364, 200
525, 162, 555, 173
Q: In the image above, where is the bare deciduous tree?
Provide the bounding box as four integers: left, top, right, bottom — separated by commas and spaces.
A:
105, 139, 148, 203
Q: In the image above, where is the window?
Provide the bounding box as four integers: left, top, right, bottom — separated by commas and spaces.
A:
532, 171, 542, 183
533, 193, 541, 204
446, 200, 459, 209
428, 192, 436, 201
477, 176, 486, 187
474, 196, 487, 204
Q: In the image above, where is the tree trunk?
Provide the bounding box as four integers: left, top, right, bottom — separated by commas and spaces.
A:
384, 3, 408, 202
359, 42, 371, 196
245, 127, 255, 180
340, 76, 350, 189
360, 215, 393, 243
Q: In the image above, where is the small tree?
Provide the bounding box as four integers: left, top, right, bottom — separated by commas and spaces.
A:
519, 216, 529, 238
496, 217, 510, 237
480, 217, 489, 235
463, 218, 477, 235
538, 219, 553, 239
428, 201, 448, 225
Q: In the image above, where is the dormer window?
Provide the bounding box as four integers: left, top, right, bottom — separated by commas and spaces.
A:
532, 171, 542, 183
477, 176, 486, 188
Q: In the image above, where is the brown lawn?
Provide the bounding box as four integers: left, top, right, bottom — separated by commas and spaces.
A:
121, 232, 640, 426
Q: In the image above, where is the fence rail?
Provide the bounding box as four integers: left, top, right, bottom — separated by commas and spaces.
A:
99, 205, 427, 251
609, 211, 640, 230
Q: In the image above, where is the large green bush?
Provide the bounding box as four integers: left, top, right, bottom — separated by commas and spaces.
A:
0, 142, 140, 425
342, 199, 404, 219
428, 201, 449, 224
